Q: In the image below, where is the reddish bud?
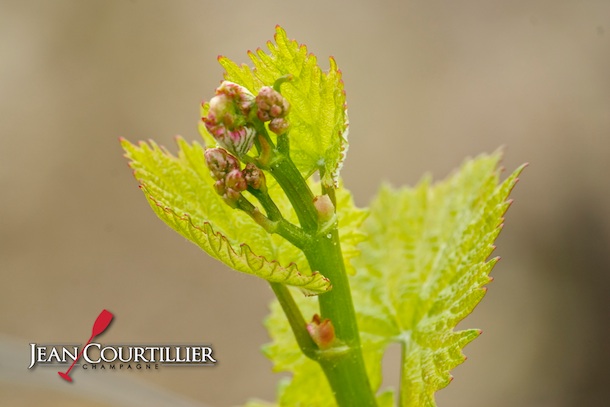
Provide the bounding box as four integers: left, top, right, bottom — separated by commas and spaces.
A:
205, 147, 248, 206
202, 81, 257, 157
269, 118, 290, 135
255, 86, 290, 122
205, 147, 240, 180
224, 169, 247, 201
306, 314, 336, 349
313, 194, 335, 223
243, 162, 266, 191
213, 179, 226, 195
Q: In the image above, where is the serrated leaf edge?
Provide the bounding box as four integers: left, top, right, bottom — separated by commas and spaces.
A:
139, 184, 332, 295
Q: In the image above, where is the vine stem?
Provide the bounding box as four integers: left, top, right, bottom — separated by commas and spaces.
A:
235, 196, 309, 249
268, 152, 377, 406
269, 282, 318, 360
303, 231, 377, 407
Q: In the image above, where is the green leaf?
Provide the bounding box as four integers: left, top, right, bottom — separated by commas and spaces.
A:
122, 137, 365, 295
352, 153, 525, 406
122, 137, 330, 294
204, 26, 348, 187
259, 153, 522, 406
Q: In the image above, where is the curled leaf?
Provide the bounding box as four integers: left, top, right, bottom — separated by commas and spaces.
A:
122, 137, 331, 294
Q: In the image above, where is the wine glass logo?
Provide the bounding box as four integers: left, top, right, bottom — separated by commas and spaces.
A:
58, 309, 114, 382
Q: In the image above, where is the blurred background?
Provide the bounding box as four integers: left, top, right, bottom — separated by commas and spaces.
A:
1, 0, 609, 406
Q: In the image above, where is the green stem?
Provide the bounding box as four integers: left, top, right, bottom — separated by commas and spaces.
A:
248, 187, 283, 221
303, 231, 377, 407
276, 133, 290, 156
252, 123, 318, 233
267, 156, 376, 405
250, 117, 375, 404
268, 155, 318, 232
399, 340, 406, 406
270, 282, 318, 360
235, 196, 309, 249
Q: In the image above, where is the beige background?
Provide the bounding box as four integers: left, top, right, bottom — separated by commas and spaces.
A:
1, 1, 609, 406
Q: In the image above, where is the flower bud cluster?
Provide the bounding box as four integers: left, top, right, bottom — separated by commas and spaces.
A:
204, 148, 266, 206
202, 81, 257, 157
202, 81, 292, 160
255, 86, 290, 135
204, 148, 245, 205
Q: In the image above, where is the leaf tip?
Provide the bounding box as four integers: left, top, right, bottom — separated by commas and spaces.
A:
512, 162, 528, 181
329, 55, 337, 67
274, 24, 285, 37
120, 137, 134, 158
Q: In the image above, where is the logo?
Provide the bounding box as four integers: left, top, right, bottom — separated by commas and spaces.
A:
29, 309, 217, 382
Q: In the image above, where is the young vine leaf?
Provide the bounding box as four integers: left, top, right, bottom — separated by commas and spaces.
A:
257, 153, 523, 406
352, 153, 525, 406
122, 137, 330, 294
122, 138, 365, 294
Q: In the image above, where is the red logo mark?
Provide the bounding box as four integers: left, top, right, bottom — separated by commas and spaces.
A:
58, 309, 114, 382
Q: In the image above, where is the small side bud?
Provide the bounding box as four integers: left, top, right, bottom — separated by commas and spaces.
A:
306, 314, 335, 349
313, 194, 335, 223
202, 81, 257, 157
268, 118, 290, 135
205, 147, 240, 180
243, 162, 267, 192
255, 86, 290, 122
213, 179, 226, 196
224, 169, 247, 202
